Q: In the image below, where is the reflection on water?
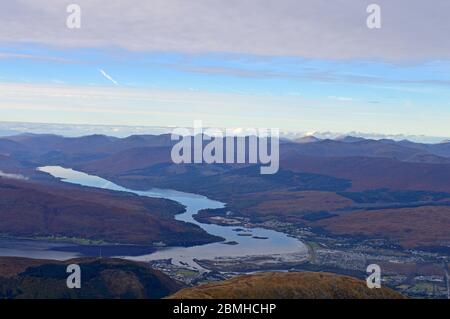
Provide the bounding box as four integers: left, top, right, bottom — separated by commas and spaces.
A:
0, 238, 80, 260
2, 166, 307, 269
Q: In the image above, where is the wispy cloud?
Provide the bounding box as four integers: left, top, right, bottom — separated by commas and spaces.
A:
2, 82, 450, 137
0, 52, 72, 63
328, 96, 355, 102
99, 69, 119, 86
0, 170, 28, 181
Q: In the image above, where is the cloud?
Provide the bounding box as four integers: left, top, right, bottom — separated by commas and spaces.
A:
166, 61, 450, 90
0, 170, 28, 181
2, 81, 450, 138
0, 0, 449, 61
0, 52, 72, 62
99, 69, 119, 85
328, 96, 355, 102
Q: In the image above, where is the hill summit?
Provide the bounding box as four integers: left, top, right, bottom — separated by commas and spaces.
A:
168, 272, 404, 299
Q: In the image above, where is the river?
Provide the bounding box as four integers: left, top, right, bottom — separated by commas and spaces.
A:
1, 166, 308, 270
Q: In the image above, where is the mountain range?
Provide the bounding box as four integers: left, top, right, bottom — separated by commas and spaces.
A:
1, 133, 450, 251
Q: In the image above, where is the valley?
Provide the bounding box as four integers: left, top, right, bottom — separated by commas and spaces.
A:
1, 133, 450, 298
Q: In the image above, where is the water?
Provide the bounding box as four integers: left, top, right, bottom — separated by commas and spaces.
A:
0, 238, 80, 260
3, 166, 307, 269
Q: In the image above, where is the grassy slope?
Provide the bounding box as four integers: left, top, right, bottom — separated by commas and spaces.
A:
168, 272, 405, 299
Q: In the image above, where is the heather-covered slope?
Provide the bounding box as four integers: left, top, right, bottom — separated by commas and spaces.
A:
168, 272, 404, 299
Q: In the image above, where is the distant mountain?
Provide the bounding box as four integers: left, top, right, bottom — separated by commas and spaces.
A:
3, 133, 446, 195
395, 139, 450, 157
281, 155, 450, 193
283, 139, 423, 161
2, 132, 450, 195
79, 146, 173, 176
403, 153, 450, 164
285, 138, 450, 162
0, 121, 173, 138
335, 135, 366, 143
2, 133, 450, 168
284, 131, 447, 144
0, 139, 25, 155
0, 129, 19, 137
0, 154, 23, 171
168, 272, 404, 299
295, 136, 321, 143
0, 257, 184, 299
0, 133, 177, 167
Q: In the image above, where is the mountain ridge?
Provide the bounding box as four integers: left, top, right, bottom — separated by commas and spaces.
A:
168, 272, 405, 299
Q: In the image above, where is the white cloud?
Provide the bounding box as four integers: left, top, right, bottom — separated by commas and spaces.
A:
0, 0, 449, 61
328, 96, 355, 102
0, 170, 28, 181
1, 82, 450, 137
0, 52, 72, 62
99, 69, 119, 86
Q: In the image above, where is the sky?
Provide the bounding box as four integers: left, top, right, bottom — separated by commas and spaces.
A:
0, 0, 450, 138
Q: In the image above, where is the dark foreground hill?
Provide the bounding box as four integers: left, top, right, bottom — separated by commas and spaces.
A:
0, 257, 184, 299
0, 258, 404, 299
168, 272, 404, 299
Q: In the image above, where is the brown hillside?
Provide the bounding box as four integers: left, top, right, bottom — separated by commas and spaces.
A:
0, 177, 221, 246
316, 206, 450, 248
168, 272, 404, 299
281, 155, 450, 192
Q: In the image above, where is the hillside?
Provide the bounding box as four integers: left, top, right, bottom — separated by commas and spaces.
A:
0, 259, 405, 299
0, 257, 184, 299
0, 177, 222, 246
316, 205, 450, 248
281, 155, 450, 193
168, 272, 404, 299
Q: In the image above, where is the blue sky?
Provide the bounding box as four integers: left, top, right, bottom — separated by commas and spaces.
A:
1, 1, 450, 138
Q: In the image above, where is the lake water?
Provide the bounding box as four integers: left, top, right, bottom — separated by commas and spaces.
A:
1, 166, 307, 270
